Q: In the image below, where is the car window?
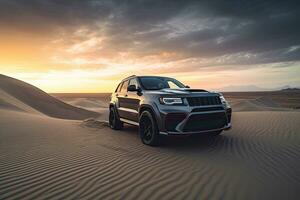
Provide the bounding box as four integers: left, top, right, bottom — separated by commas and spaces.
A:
139, 77, 185, 90
129, 78, 138, 88
115, 82, 122, 92
121, 80, 129, 93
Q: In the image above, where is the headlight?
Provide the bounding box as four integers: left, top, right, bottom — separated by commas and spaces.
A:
219, 95, 226, 103
220, 95, 230, 107
160, 97, 183, 105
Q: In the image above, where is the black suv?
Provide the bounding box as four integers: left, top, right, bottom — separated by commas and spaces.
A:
109, 75, 232, 146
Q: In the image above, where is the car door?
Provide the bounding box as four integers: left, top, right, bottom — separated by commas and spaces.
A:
125, 78, 140, 122
117, 80, 129, 119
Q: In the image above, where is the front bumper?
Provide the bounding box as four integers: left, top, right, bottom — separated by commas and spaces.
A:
160, 123, 231, 135
158, 107, 232, 136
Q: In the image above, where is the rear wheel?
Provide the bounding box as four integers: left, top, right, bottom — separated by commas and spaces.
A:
109, 106, 123, 130
139, 111, 160, 146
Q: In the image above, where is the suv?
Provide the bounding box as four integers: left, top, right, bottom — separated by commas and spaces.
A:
109, 75, 232, 146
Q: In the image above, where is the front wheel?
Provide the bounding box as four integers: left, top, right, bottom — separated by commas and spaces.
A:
139, 111, 160, 146
109, 106, 123, 130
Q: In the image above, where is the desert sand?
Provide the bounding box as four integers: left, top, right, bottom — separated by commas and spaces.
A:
1, 74, 300, 200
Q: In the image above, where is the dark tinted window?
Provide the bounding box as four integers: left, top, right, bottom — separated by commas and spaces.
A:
139, 77, 185, 90
121, 80, 129, 93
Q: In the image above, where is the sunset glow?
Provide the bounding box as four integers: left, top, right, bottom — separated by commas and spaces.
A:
0, 1, 299, 92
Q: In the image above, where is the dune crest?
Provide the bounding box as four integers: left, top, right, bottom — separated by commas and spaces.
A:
0, 74, 99, 120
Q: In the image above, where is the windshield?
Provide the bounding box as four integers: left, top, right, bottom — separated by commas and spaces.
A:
139, 77, 185, 90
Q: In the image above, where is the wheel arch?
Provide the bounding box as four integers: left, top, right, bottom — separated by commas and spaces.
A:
139, 104, 162, 131
109, 102, 121, 118
109, 103, 115, 109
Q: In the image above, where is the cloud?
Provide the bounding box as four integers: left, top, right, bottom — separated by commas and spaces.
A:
0, 0, 299, 72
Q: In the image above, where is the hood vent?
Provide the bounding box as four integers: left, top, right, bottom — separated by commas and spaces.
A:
184, 89, 208, 92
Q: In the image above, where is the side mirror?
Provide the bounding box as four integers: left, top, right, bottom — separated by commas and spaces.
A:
127, 85, 138, 92
185, 85, 190, 88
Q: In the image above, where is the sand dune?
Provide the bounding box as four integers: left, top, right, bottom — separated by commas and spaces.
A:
67, 98, 108, 108
224, 91, 300, 110
0, 74, 99, 119
64, 98, 109, 115
1, 75, 300, 199
0, 109, 299, 200
52, 93, 110, 120
229, 96, 292, 112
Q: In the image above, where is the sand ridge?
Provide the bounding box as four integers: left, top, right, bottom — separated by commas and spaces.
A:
1, 74, 300, 199
0, 109, 299, 199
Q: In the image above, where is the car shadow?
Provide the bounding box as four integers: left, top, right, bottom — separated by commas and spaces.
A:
121, 124, 234, 152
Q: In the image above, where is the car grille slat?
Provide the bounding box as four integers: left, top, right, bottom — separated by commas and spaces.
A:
187, 96, 221, 106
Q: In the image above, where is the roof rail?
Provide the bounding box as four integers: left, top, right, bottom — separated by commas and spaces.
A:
123, 75, 136, 80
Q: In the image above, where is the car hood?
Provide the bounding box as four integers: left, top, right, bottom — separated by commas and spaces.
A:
146, 88, 220, 96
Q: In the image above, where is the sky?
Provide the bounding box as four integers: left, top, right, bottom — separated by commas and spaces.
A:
0, 0, 300, 92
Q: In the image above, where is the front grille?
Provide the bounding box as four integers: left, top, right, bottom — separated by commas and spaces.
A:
183, 112, 227, 132
192, 106, 224, 112
187, 96, 221, 106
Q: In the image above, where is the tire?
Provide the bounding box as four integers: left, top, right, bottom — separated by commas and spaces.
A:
109, 106, 123, 130
139, 110, 160, 146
